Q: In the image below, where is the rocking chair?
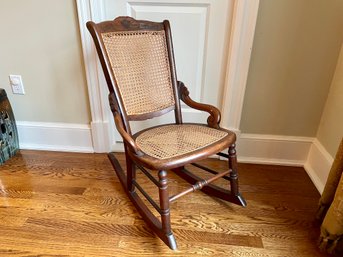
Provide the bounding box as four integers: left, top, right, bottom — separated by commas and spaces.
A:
86, 17, 246, 250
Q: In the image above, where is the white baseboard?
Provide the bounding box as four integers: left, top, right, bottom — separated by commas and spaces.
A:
237, 133, 314, 166
304, 139, 333, 194
17, 121, 94, 153
90, 121, 111, 153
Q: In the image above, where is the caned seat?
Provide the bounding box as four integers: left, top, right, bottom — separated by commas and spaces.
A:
135, 124, 232, 159
87, 16, 246, 250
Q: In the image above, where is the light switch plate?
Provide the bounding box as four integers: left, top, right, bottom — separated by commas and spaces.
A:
9, 74, 25, 95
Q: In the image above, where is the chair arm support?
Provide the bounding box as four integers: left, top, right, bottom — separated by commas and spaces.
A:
109, 94, 143, 156
177, 81, 221, 128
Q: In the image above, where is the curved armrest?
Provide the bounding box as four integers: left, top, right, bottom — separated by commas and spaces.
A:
177, 81, 221, 128
109, 94, 143, 156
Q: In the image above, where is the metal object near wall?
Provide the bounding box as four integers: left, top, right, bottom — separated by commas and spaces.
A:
0, 89, 19, 164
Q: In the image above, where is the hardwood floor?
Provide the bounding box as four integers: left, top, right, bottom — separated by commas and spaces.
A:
0, 150, 330, 256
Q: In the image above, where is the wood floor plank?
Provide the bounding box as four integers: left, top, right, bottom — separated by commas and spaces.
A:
173, 228, 263, 248
0, 203, 136, 226
0, 150, 329, 256
0, 213, 27, 227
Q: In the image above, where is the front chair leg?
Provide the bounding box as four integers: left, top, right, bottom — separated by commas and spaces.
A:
158, 170, 177, 250
125, 149, 136, 193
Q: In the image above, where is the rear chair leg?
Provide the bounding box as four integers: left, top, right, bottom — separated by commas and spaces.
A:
228, 144, 239, 195
228, 144, 246, 206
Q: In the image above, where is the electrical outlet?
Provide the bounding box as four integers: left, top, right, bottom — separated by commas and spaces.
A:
9, 75, 25, 95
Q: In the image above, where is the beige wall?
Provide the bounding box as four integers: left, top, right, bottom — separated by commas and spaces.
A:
240, 0, 343, 137
0, 0, 90, 123
317, 45, 343, 157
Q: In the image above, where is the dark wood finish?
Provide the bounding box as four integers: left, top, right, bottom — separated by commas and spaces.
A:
0, 150, 330, 256
91, 16, 164, 33
125, 146, 136, 192
178, 81, 221, 128
110, 152, 178, 249
172, 167, 247, 207
158, 170, 174, 245
108, 93, 138, 152
169, 170, 230, 202
229, 144, 239, 195
87, 16, 246, 249
108, 153, 177, 249
164, 20, 182, 124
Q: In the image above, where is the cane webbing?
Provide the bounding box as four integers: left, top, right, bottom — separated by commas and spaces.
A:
102, 30, 175, 116
136, 124, 228, 159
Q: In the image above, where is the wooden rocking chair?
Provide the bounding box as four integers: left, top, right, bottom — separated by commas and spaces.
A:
87, 17, 246, 250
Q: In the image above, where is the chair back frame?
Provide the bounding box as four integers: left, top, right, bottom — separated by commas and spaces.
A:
87, 17, 182, 135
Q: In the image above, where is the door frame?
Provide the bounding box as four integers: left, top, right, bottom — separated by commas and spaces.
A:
76, 0, 260, 152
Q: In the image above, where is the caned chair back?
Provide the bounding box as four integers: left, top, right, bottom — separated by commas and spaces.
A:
102, 30, 175, 116
87, 17, 182, 132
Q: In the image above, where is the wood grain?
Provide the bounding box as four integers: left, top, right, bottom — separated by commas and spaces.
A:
0, 150, 330, 256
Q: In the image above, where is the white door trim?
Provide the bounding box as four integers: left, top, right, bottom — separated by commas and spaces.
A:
76, 0, 260, 152
76, 0, 111, 152
220, 0, 260, 132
